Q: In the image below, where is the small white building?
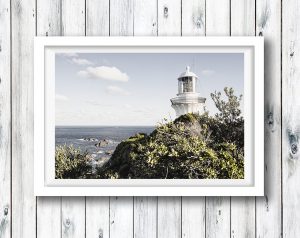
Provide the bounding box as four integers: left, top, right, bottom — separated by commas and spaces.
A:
170, 66, 206, 117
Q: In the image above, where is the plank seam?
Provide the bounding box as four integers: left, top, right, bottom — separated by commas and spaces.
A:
132, 0, 135, 36
84, 0, 87, 36
10, 0, 13, 236
84, 2, 87, 238
156, 0, 158, 36
180, 197, 182, 238
85, 197, 86, 238
108, 0, 111, 36
60, 197, 62, 238
109, 196, 111, 238
204, 197, 206, 238
132, 197, 134, 238
280, 0, 283, 236
60, 0, 62, 35
204, 1, 207, 237
254, 2, 257, 237
180, 0, 182, 36
156, 197, 158, 238
35, 0, 38, 236
229, 0, 231, 36
229, 1, 232, 236
204, 0, 206, 36
229, 197, 231, 238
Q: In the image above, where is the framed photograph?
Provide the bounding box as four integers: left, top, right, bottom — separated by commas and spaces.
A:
34, 37, 264, 196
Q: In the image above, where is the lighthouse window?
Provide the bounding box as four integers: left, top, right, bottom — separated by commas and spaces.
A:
182, 77, 193, 92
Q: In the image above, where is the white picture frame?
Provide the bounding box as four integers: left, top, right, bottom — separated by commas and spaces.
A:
34, 36, 264, 196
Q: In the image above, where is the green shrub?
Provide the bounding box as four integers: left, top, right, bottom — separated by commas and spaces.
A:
100, 116, 243, 179
55, 145, 92, 179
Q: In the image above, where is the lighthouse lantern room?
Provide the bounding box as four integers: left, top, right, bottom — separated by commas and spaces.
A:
170, 66, 206, 117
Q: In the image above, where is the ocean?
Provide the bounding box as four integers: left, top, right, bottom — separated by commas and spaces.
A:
55, 126, 155, 167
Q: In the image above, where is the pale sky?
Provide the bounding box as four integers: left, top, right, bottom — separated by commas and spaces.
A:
55, 53, 244, 126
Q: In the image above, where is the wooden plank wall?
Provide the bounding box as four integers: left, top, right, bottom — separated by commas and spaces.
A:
1, 0, 296, 237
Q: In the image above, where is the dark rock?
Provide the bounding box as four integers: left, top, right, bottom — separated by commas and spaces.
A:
105, 150, 114, 156
95, 139, 109, 147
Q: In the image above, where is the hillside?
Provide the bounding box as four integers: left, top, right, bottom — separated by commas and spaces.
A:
98, 111, 244, 179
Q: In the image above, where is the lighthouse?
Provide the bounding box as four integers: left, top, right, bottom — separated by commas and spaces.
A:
170, 66, 206, 117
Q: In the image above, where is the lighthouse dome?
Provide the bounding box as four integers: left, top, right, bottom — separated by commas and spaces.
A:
171, 66, 206, 117
178, 66, 198, 78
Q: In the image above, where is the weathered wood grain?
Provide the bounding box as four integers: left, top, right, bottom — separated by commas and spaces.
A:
206, 0, 230, 36
134, 197, 157, 238
110, 0, 134, 36
230, 1, 256, 237
206, 197, 230, 238
11, 0, 36, 237
86, 0, 109, 36
182, 197, 205, 238
231, 0, 255, 36
282, 0, 300, 237
2, 0, 295, 236
134, 0, 157, 36
86, 197, 109, 238
62, 0, 86, 36
205, 1, 231, 237
181, 1, 206, 237
256, 0, 282, 237
230, 197, 255, 238
110, 197, 134, 238
36, 0, 61, 36
37, 197, 61, 238
182, 0, 205, 36
0, 0, 11, 237
157, 197, 181, 238
36, 1, 62, 237
133, 1, 158, 237
62, 197, 85, 238
60, 1, 86, 238
157, 0, 181, 36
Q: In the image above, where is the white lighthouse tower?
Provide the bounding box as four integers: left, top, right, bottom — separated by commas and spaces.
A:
170, 66, 206, 117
